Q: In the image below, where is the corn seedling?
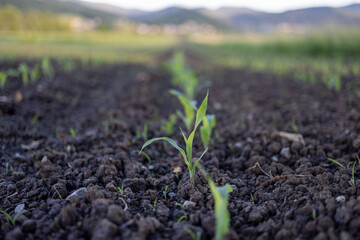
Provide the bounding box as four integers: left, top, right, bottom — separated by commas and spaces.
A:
118, 184, 124, 195
200, 114, 216, 148
31, 115, 39, 125
175, 202, 184, 208
177, 214, 188, 223
7, 69, 19, 78
140, 92, 209, 185
54, 186, 63, 200
1, 162, 14, 176
291, 117, 298, 133
198, 165, 233, 240
30, 64, 41, 82
0, 71, 7, 89
312, 209, 316, 221
0, 209, 26, 226
153, 198, 157, 212
169, 51, 186, 86
135, 123, 148, 142
168, 52, 199, 100
62, 59, 76, 72
163, 185, 168, 199
139, 151, 151, 164
69, 128, 78, 138
18, 63, 29, 86
162, 114, 177, 136
42, 57, 54, 78
256, 162, 273, 179
184, 227, 201, 240
169, 89, 196, 132
250, 193, 255, 205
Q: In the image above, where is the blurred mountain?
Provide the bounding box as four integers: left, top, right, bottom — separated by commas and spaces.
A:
128, 7, 232, 30
0, 0, 118, 22
1, 0, 360, 32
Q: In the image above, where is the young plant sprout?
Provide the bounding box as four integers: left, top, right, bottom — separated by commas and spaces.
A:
163, 185, 168, 199
200, 114, 216, 148
177, 214, 188, 223
250, 193, 255, 205
291, 117, 298, 133
153, 198, 157, 212
162, 113, 177, 136
118, 184, 124, 195
0, 209, 26, 226
42, 57, 54, 78
312, 209, 317, 221
198, 165, 233, 240
69, 128, 78, 138
0, 71, 7, 89
256, 162, 273, 179
327, 157, 346, 169
169, 51, 186, 86
30, 64, 41, 82
139, 151, 151, 164
209, 179, 233, 240
140, 92, 209, 185
170, 89, 196, 132
175, 202, 184, 208
18, 63, 29, 86
168, 51, 198, 100
184, 227, 202, 240
54, 186, 63, 200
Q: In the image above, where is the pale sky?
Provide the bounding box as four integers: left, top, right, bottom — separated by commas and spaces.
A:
82, 0, 358, 12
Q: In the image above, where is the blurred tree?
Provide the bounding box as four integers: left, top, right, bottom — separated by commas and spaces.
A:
0, 5, 23, 31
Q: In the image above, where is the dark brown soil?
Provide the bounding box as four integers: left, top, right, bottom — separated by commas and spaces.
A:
1, 57, 360, 240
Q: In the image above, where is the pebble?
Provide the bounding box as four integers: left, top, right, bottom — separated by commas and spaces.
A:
15, 204, 25, 213
66, 187, 87, 201
271, 156, 279, 162
280, 148, 291, 159
183, 200, 196, 209
168, 192, 176, 198
336, 196, 346, 203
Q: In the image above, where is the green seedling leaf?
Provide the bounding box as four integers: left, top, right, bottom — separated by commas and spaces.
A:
30, 64, 41, 82
0, 71, 7, 89
0, 209, 26, 226
140, 92, 209, 184
200, 114, 216, 148
184, 227, 201, 240
327, 158, 346, 169
170, 89, 196, 131
42, 57, 54, 78
140, 137, 187, 163
209, 180, 233, 240
18, 63, 29, 86
177, 214, 188, 223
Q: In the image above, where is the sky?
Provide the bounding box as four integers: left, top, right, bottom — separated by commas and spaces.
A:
81, 0, 358, 12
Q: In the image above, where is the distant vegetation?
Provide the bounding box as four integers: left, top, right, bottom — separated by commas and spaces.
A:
0, 5, 71, 31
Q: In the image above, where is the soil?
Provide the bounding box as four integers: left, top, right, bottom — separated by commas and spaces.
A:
1, 56, 360, 240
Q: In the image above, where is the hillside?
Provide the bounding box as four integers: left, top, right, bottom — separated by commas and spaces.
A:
0, 0, 118, 23
1, 0, 359, 32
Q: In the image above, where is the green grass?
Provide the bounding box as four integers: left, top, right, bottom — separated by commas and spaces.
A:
0, 31, 177, 63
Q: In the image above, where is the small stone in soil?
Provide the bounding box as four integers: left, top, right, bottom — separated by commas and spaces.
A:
15, 204, 25, 213
183, 200, 196, 209
280, 148, 291, 159
336, 196, 346, 203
